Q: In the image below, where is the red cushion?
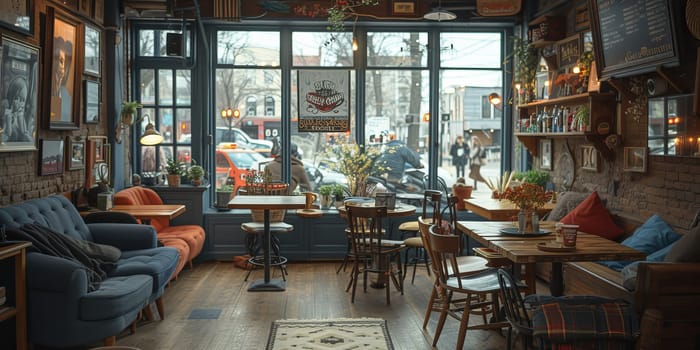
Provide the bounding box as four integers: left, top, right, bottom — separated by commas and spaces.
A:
560, 192, 624, 240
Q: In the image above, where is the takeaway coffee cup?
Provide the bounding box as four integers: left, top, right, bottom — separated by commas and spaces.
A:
561, 224, 579, 247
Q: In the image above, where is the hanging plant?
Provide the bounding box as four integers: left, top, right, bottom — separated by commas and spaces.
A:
510, 36, 538, 101
325, 0, 380, 32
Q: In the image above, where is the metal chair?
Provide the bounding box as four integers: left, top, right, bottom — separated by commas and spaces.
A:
345, 204, 405, 304
497, 268, 538, 350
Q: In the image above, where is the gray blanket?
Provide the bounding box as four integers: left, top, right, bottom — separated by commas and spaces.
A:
6, 223, 121, 292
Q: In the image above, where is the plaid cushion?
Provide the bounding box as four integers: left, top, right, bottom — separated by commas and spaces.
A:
532, 297, 638, 347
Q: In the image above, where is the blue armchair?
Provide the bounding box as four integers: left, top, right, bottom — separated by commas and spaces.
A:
0, 195, 179, 348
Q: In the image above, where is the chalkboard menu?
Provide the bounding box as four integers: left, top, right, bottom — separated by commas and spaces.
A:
589, 0, 679, 79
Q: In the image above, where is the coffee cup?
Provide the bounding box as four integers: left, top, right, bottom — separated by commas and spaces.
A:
554, 222, 564, 244
303, 192, 317, 209
561, 224, 579, 247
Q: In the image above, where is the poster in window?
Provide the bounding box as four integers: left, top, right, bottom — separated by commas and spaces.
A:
0, 35, 39, 152
297, 70, 350, 132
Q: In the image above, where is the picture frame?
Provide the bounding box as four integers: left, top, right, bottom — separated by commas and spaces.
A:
45, 7, 80, 130
535, 71, 551, 100
623, 147, 647, 173
91, 136, 105, 162
80, 0, 93, 17
0, 0, 32, 35
0, 35, 39, 152
94, 0, 104, 24
392, 1, 416, 15
540, 139, 552, 170
574, 1, 590, 32
40, 139, 65, 175
557, 34, 581, 68
84, 23, 100, 77
84, 80, 100, 123
581, 145, 597, 171
68, 137, 85, 170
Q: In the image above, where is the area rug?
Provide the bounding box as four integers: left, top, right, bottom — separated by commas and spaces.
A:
266, 318, 394, 350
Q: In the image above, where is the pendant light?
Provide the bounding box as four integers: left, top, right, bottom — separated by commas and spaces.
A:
424, 0, 457, 21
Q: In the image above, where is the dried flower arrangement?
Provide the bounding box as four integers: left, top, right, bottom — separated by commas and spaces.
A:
500, 182, 552, 211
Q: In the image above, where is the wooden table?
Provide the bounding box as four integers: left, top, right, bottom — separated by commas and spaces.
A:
457, 221, 645, 296
337, 203, 416, 218
81, 204, 186, 222
228, 195, 306, 292
0, 242, 31, 350
463, 197, 555, 221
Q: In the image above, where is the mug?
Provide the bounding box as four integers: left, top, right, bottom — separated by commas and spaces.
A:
303, 192, 318, 209
561, 224, 579, 247
554, 222, 564, 243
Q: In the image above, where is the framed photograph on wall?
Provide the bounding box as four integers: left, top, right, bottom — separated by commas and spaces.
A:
540, 139, 552, 170
68, 136, 85, 170
44, 7, 80, 130
40, 139, 65, 175
392, 1, 416, 15
84, 80, 100, 123
581, 145, 597, 171
0, 35, 39, 152
623, 147, 647, 173
84, 24, 100, 76
0, 0, 32, 35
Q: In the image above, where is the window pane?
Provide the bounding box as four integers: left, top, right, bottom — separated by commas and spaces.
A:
159, 108, 174, 143
158, 30, 191, 57
176, 109, 191, 143
175, 70, 191, 105
440, 32, 502, 68
216, 31, 280, 66
139, 30, 155, 56
367, 32, 428, 67
158, 70, 173, 105
292, 32, 353, 67
140, 69, 155, 105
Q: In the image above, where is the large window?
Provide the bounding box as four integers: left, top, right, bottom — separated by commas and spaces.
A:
131, 22, 507, 200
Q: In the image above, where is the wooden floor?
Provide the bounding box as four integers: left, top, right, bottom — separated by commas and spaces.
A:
62, 261, 547, 350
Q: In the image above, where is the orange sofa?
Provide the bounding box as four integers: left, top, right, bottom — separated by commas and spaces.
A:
114, 186, 205, 277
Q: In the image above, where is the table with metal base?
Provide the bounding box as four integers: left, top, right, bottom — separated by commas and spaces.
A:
228, 195, 306, 292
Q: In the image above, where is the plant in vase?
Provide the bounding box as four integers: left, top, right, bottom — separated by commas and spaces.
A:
187, 160, 205, 186
322, 137, 384, 197
501, 182, 552, 233
318, 184, 335, 209
215, 183, 234, 209
332, 184, 346, 208
485, 171, 515, 199
165, 158, 186, 187
573, 106, 590, 132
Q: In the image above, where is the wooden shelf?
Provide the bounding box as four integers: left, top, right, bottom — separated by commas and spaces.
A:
515, 92, 617, 161
0, 306, 17, 322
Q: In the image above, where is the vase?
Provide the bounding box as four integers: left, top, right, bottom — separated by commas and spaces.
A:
517, 209, 536, 233
517, 210, 527, 233
531, 211, 540, 232
167, 174, 180, 187
320, 194, 332, 209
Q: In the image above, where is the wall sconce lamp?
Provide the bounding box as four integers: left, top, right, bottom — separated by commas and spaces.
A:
139, 115, 164, 146
488, 92, 502, 106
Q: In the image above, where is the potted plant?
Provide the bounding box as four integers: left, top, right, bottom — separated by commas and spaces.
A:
165, 158, 186, 187
332, 184, 346, 209
187, 160, 205, 186
120, 101, 143, 126
573, 106, 590, 132
452, 177, 473, 210
216, 183, 234, 209
521, 169, 550, 188
318, 185, 335, 209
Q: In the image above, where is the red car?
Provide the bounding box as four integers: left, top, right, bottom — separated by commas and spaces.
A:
215, 145, 267, 193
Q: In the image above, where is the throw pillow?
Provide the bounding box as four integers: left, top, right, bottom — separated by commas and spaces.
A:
665, 224, 700, 262
598, 214, 681, 271
546, 192, 589, 222
560, 191, 624, 240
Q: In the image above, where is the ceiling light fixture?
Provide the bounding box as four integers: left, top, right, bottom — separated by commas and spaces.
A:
424, 0, 457, 21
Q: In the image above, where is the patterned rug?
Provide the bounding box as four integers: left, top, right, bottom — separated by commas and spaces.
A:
266, 318, 394, 350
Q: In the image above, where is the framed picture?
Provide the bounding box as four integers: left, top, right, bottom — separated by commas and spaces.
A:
540, 139, 552, 170
557, 34, 581, 68
297, 70, 350, 132
581, 145, 597, 171
0, 0, 32, 35
94, 0, 104, 24
535, 71, 550, 100
80, 0, 93, 17
45, 7, 80, 130
68, 137, 85, 170
40, 139, 65, 175
84, 24, 100, 76
623, 147, 647, 173
392, 1, 416, 15
84, 80, 100, 123
0, 35, 39, 152
574, 1, 590, 32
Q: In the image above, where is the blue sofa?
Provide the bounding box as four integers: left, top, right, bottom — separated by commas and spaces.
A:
0, 195, 179, 348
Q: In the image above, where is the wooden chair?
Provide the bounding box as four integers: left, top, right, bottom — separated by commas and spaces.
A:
241, 182, 292, 281
345, 204, 405, 304
401, 190, 442, 284
428, 224, 508, 349
497, 268, 538, 350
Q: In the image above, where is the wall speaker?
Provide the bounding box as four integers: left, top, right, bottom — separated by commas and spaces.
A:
646, 77, 668, 96
166, 33, 183, 57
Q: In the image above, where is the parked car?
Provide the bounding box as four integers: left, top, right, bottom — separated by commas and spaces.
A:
215, 127, 273, 156
215, 145, 267, 193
